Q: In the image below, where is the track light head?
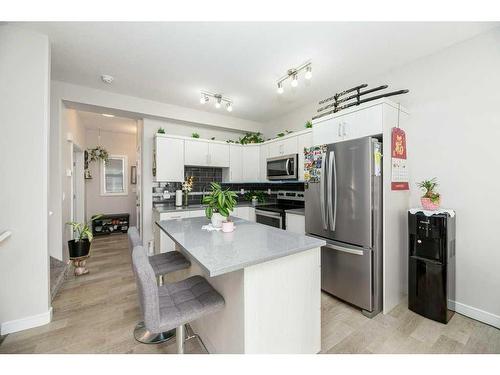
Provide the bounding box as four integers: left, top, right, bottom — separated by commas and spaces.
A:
215, 97, 222, 109
226, 102, 233, 112
277, 82, 284, 94
305, 65, 312, 80
200, 94, 209, 104
291, 74, 298, 87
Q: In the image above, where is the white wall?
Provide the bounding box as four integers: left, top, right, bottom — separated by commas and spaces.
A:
85, 129, 138, 226
264, 27, 500, 326
0, 25, 51, 334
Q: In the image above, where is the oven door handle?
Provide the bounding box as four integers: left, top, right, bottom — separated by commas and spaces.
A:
255, 210, 282, 218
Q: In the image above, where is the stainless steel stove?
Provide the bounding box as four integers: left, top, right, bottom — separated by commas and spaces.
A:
255, 191, 304, 229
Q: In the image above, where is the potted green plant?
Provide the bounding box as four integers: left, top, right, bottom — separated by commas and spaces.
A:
202, 182, 238, 228
417, 178, 441, 210
66, 215, 102, 258
192, 132, 200, 138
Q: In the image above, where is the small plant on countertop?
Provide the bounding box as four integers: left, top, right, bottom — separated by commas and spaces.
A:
243, 190, 266, 203
192, 132, 200, 138
202, 182, 238, 221
305, 121, 312, 129
417, 178, 441, 210
182, 176, 195, 206
157, 127, 165, 134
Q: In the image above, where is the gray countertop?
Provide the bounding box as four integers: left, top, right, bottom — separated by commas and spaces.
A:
285, 208, 305, 216
156, 217, 325, 277
154, 201, 263, 214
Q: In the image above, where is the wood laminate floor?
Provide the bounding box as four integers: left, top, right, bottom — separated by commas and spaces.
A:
1, 234, 499, 354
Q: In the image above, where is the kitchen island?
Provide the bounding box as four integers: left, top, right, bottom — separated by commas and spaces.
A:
157, 216, 325, 354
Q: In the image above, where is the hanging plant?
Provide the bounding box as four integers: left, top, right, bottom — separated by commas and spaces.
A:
87, 146, 109, 164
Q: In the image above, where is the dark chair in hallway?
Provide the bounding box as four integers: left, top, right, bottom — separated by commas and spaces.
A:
127, 227, 191, 344
131, 245, 225, 354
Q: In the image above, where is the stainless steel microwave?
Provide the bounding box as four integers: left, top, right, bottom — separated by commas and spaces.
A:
266, 154, 298, 180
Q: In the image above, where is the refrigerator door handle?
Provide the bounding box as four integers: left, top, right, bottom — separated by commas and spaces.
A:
324, 243, 364, 256
320, 151, 328, 230
332, 149, 337, 231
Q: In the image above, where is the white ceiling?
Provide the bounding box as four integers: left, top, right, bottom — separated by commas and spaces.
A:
18, 22, 498, 122
77, 110, 137, 134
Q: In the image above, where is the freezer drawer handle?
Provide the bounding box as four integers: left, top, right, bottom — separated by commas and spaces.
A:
324, 243, 364, 256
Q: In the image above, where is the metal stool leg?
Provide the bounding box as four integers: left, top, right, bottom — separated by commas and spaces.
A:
134, 321, 175, 344
176, 325, 185, 354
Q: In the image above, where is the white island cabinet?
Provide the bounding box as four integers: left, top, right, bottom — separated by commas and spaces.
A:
158, 217, 324, 354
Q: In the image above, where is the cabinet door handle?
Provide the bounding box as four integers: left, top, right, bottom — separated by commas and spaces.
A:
342, 122, 347, 136
338, 123, 342, 137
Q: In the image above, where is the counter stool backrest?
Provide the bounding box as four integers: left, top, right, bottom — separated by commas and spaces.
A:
131, 246, 161, 333
127, 227, 142, 252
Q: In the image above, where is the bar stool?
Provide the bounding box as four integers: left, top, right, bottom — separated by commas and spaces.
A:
131, 245, 225, 354
127, 227, 191, 344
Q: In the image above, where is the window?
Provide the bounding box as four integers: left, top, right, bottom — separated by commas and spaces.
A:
101, 155, 128, 196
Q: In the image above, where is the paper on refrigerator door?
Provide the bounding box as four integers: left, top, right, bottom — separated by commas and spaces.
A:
304, 145, 327, 183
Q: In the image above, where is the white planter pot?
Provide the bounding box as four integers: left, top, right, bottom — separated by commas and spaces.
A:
211, 213, 227, 228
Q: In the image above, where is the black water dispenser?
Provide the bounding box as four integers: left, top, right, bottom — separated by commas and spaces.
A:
408, 211, 456, 323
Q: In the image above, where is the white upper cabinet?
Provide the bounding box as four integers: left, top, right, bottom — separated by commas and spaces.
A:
229, 145, 243, 182
259, 143, 269, 181
154, 136, 185, 182
184, 139, 230, 167
268, 136, 299, 158
297, 131, 313, 181
313, 103, 384, 145
208, 142, 230, 167
242, 145, 260, 182
184, 139, 209, 166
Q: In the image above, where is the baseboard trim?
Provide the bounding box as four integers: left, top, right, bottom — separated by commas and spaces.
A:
0, 307, 53, 335
449, 300, 500, 329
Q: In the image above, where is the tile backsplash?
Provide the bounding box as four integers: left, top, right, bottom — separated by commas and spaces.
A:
152, 166, 304, 206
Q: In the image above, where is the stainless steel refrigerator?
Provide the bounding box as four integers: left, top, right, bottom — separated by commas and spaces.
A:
305, 136, 383, 317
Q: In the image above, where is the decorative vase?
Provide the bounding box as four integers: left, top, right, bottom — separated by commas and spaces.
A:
68, 239, 91, 259
211, 213, 227, 228
421, 197, 440, 211
222, 221, 235, 233
183, 191, 189, 206
251, 197, 258, 206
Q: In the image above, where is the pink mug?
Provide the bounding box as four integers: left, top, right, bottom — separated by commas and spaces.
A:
222, 221, 235, 233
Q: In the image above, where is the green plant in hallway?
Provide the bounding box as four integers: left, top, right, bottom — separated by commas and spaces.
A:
192, 132, 200, 138
86, 146, 109, 164
417, 177, 441, 210
157, 127, 165, 134
66, 214, 102, 259
202, 182, 238, 228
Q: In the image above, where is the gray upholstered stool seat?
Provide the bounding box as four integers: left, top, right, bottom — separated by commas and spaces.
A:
157, 275, 225, 332
149, 252, 191, 277
132, 245, 224, 353
127, 227, 190, 278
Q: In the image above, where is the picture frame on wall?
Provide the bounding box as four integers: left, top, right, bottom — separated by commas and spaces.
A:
130, 165, 137, 184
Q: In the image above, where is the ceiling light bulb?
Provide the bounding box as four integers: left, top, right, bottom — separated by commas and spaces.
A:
102, 113, 115, 118
277, 82, 284, 94
200, 95, 207, 104
305, 66, 312, 80
215, 98, 221, 109
291, 74, 298, 87
226, 103, 233, 112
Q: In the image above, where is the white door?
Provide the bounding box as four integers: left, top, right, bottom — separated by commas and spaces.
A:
209, 143, 230, 167
184, 139, 209, 166
297, 132, 312, 181
155, 137, 184, 181
242, 146, 260, 182
229, 145, 243, 182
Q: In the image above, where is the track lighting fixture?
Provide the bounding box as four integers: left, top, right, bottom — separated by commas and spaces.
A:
199, 91, 233, 112
276, 61, 312, 94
